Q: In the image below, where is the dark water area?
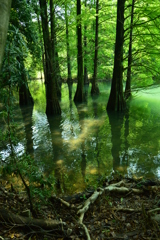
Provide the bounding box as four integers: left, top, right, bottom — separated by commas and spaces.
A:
1, 81, 160, 194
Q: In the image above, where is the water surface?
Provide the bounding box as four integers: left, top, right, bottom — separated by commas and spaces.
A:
1, 82, 160, 194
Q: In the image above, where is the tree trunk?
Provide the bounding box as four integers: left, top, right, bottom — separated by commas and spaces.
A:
19, 84, 33, 106
107, 0, 126, 112
91, 0, 100, 96
125, 0, 135, 99
36, 9, 46, 82
18, 59, 33, 106
84, 0, 89, 86
0, 0, 12, 70
55, 45, 62, 100
74, 0, 84, 103
50, 0, 62, 100
65, 1, 73, 100
39, 0, 61, 116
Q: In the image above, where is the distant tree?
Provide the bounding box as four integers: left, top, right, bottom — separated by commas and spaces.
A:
83, 0, 89, 86
39, 0, 61, 115
74, 0, 84, 103
91, 0, 100, 96
65, 0, 73, 100
107, 0, 126, 111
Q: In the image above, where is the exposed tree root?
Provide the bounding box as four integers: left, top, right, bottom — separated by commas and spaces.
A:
1, 179, 160, 239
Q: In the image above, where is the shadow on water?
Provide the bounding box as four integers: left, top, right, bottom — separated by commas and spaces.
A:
107, 109, 130, 175
20, 105, 34, 155
75, 104, 88, 185
47, 115, 66, 194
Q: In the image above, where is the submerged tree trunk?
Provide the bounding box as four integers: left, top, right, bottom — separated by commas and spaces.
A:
125, 0, 135, 99
39, 0, 61, 115
91, 0, 100, 96
0, 0, 12, 70
74, 0, 84, 103
107, 0, 126, 111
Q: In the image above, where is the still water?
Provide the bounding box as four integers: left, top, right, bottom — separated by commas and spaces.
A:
1, 82, 160, 194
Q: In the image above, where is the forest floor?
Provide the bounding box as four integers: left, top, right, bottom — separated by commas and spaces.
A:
0, 176, 160, 240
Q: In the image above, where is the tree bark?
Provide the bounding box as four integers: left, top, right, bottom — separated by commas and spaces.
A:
39, 0, 61, 115
91, 0, 100, 96
84, 0, 89, 86
125, 0, 135, 99
107, 0, 126, 111
0, 0, 12, 70
18, 59, 34, 106
74, 0, 84, 103
65, 1, 73, 100
50, 0, 62, 100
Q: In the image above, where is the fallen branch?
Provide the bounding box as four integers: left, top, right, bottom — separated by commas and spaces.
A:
148, 208, 160, 214
50, 195, 73, 208
0, 208, 66, 231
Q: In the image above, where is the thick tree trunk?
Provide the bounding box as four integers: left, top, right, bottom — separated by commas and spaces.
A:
39, 0, 61, 116
0, 0, 12, 70
74, 0, 84, 103
19, 84, 33, 106
91, 0, 100, 96
50, 0, 62, 100
18, 59, 33, 106
125, 0, 135, 99
107, 0, 126, 111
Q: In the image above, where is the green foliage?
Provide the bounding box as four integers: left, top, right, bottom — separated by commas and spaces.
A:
1, 24, 29, 87
1, 68, 54, 210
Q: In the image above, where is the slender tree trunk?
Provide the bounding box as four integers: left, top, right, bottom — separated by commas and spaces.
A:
84, 0, 88, 85
36, 10, 46, 82
65, 1, 73, 100
55, 47, 62, 99
65, 1, 73, 95
125, 0, 135, 99
39, 0, 61, 115
50, 1, 62, 99
0, 0, 12, 70
74, 0, 84, 103
107, 0, 126, 112
91, 0, 100, 96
